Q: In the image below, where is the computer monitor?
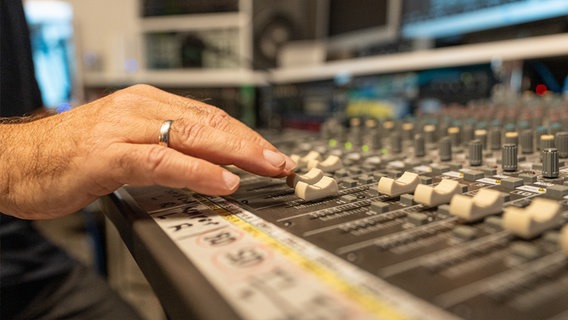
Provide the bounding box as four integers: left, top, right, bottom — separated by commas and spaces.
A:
402, 0, 568, 40
325, 0, 402, 56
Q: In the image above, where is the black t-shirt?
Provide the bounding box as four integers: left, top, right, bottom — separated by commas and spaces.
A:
0, 0, 74, 289
0, 0, 43, 116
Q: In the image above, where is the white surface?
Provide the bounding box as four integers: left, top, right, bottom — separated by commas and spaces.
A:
278, 41, 327, 68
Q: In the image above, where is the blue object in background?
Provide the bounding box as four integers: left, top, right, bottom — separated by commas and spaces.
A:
56, 102, 72, 114
24, 1, 75, 109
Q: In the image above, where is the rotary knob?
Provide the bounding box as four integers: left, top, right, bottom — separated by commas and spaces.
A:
542, 148, 559, 179
423, 124, 437, 144
474, 129, 488, 150
414, 134, 426, 158
390, 132, 402, 154
439, 137, 452, 162
448, 127, 461, 147
502, 144, 518, 172
520, 129, 534, 154
504, 131, 518, 146
540, 134, 555, 151
468, 140, 483, 166
490, 128, 502, 150
462, 125, 474, 145
555, 132, 568, 158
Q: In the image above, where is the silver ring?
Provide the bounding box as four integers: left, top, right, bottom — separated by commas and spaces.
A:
158, 120, 174, 147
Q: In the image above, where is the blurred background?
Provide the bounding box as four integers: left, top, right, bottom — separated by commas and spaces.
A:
24, 0, 568, 318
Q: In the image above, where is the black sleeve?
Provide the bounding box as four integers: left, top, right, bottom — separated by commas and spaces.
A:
0, 0, 44, 117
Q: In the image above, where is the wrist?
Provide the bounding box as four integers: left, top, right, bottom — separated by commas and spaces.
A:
0, 120, 67, 218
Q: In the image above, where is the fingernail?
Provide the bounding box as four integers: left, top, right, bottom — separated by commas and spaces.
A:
283, 155, 296, 171
263, 149, 286, 168
223, 171, 240, 190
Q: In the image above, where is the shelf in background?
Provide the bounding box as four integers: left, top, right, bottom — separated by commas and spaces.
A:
82, 33, 568, 88
269, 33, 568, 83
141, 12, 246, 32
83, 69, 267, 88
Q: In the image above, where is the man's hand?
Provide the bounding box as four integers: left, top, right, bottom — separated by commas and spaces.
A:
0, 85, 295, 219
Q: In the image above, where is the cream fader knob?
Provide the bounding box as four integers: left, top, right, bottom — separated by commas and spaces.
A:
503, 198, 562, 239
286, 168, 325, 187
561, 225, 568, 254
292, 151, 322, 168
377, 172, 420, 197
290, 154, 301, 165
303, 150, 322, 161
414, 179, 461, 207
307, 155, 343, 172
295, 176, 338, 201
449, 189, 503, 222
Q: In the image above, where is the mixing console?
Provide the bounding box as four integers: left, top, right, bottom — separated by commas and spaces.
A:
103, 96, 568, 320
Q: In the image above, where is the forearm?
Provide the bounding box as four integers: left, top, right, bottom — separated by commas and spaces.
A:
0, 117, 79, 219
0, 122, 37, 216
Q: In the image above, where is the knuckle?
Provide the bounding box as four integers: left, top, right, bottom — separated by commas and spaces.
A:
183, 158, 201, 177
175, 120, 206, 148
106, 92, 139, 114
250, 132, 270, 146
128, 83, 156, 94
145, 145, 170, 174
206, 110, 231, 130
231, 138, 250, 155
